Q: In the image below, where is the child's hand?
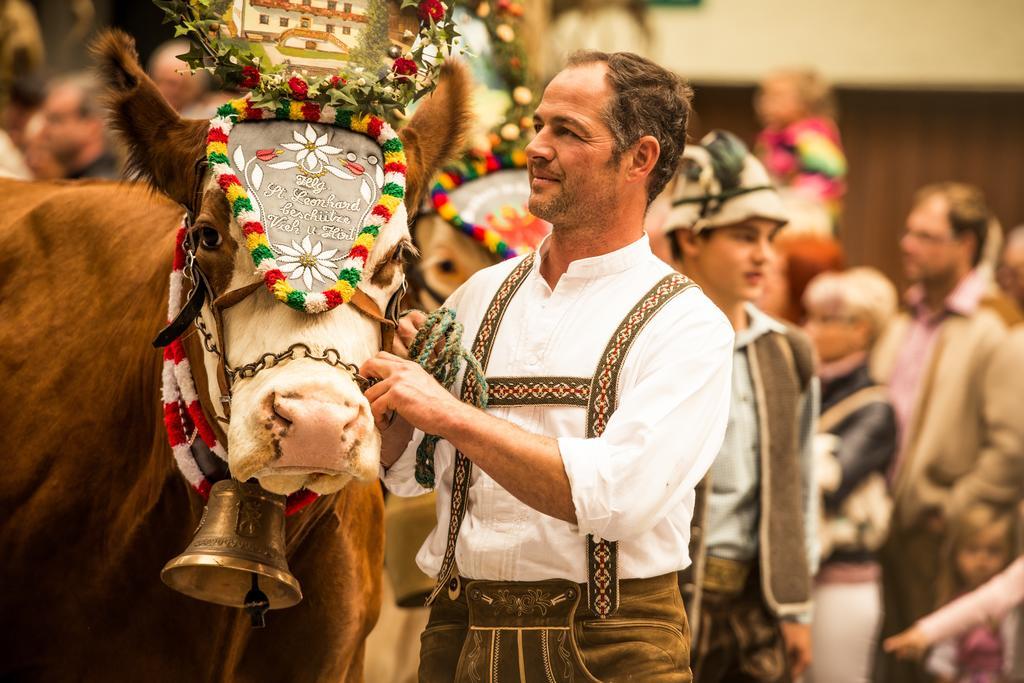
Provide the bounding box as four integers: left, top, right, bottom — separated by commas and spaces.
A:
883, 626, 930, 660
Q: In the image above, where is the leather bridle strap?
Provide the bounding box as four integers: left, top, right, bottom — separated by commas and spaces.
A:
351, 288, 398, 354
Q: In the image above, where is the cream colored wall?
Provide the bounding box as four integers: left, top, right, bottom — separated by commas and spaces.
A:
648, 0, 1024, 90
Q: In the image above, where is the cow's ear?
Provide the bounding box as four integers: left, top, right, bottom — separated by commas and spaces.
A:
91, 29, 207, 208
398, 60, 473, 218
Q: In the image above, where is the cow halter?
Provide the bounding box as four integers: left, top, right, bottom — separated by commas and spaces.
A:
155, 211, 400, 419
156, 216, 402, 515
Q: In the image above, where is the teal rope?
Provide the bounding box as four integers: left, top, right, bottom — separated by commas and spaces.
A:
408, 308, 488, 488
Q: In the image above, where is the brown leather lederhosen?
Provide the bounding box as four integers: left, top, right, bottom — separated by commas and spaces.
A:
420, 254, 698, 682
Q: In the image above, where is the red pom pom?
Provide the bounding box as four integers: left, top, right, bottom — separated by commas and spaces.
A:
288, 76, 309, 100
217, 174, 242, 192
324, 289, 343, 308
240, 65, 260, 89
367, 117, 383, 139
417, 0, 444, 22
301, 102, 321, 121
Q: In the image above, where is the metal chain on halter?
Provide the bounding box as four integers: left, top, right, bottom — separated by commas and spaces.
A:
190, 305, 376, 393
227, 343, 375, 391
406, 308, 489, 488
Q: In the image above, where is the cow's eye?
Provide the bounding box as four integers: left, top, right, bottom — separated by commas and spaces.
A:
199, 226, 223, 249
439, 259, 456, 274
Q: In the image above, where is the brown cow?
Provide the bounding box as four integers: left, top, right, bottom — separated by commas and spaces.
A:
407, 213, 502, 310
0, 30, 469, 682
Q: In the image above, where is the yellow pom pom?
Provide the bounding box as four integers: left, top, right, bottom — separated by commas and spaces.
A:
351, 115, 371, 134
272, 279, 292, 299
246, 231, 269, 251
379, 194, 402, 212
225, 184, 247, 204
354, 232, 375, 250
207, 141, 228, 157
334, 280, 356, 301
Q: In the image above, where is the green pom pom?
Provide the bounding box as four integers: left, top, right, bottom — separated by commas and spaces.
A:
381, 138, 403, 153
338, 267, 361, 286
231, 197, 253, 215
380, 182, 404, 198
286, 290, 306, 310
251, 244, 274, 264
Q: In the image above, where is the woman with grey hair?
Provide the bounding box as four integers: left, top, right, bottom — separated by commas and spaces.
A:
801, 267, 899, 683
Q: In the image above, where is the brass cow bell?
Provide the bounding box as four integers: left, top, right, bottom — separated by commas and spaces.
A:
162, 479, 302, 626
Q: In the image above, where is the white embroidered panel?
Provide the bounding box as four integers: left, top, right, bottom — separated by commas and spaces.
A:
227, 120, 385, 293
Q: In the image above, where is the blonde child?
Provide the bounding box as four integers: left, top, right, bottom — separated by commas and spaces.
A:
755, 68, 847, 222
885, 504, 1019, 683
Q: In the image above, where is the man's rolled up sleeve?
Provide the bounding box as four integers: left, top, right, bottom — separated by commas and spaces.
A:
558, 301, 734, 542
380, 429, 433, 497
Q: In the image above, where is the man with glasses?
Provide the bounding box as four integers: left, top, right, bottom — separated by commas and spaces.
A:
872, 182, 1024, 683
39, 73, 119, 180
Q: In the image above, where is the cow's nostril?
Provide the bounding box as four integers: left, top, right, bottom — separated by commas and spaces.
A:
271, 393, 297, 427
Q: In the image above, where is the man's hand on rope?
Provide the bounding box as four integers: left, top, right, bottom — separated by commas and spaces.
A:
361, 351, 464, 434
393, 310, 427, 359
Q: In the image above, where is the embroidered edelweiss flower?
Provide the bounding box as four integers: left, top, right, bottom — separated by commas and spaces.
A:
281, 124, 341, 173
275, 235, 339, 289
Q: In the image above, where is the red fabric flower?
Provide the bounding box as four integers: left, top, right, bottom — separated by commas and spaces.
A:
392, 57, 418, 79
240, 65, 260, 89
330, 75, 347, 89
288, 76, 309, 100
417, 0, 444, 22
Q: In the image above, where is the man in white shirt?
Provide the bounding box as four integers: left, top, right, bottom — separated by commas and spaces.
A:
361, 51, 734, 682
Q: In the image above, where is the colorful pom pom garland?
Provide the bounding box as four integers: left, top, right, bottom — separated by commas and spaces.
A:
163, 219, 317, 516
429, 149, 528, 260
208, 98, 407, 314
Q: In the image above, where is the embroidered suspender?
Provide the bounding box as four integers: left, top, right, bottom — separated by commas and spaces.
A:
486, 376, 591, 407
426, 254, 537, 607
426, 260, 697, 618
582, 273, 697, 617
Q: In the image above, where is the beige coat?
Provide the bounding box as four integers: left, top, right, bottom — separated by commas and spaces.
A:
872, 307, 1024, 530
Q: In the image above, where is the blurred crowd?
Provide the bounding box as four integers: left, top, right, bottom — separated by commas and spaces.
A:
652, 68, 1024, 683
0, 37, 227, 182
3, 11, 1022, 683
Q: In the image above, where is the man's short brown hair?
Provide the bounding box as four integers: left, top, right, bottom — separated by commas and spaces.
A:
914, 182, 991, 266
565, 50, 693, 205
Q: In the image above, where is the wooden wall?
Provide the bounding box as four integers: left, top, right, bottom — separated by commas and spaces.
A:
687, 85, 1024, 286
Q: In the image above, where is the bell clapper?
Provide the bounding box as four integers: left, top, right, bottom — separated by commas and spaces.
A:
244, 573, 271, 628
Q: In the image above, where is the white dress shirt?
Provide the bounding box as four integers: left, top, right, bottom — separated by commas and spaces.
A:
382, 234, 734, 583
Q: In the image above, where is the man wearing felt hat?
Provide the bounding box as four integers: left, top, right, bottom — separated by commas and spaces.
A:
662, 130, 820, 683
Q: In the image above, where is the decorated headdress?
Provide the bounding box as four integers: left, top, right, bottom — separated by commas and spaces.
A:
420, 0, 549, 260
663, 130, 788, 236
156, 0, 461, 312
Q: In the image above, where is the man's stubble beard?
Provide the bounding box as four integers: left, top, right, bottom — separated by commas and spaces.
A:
531, 171, 618, 242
